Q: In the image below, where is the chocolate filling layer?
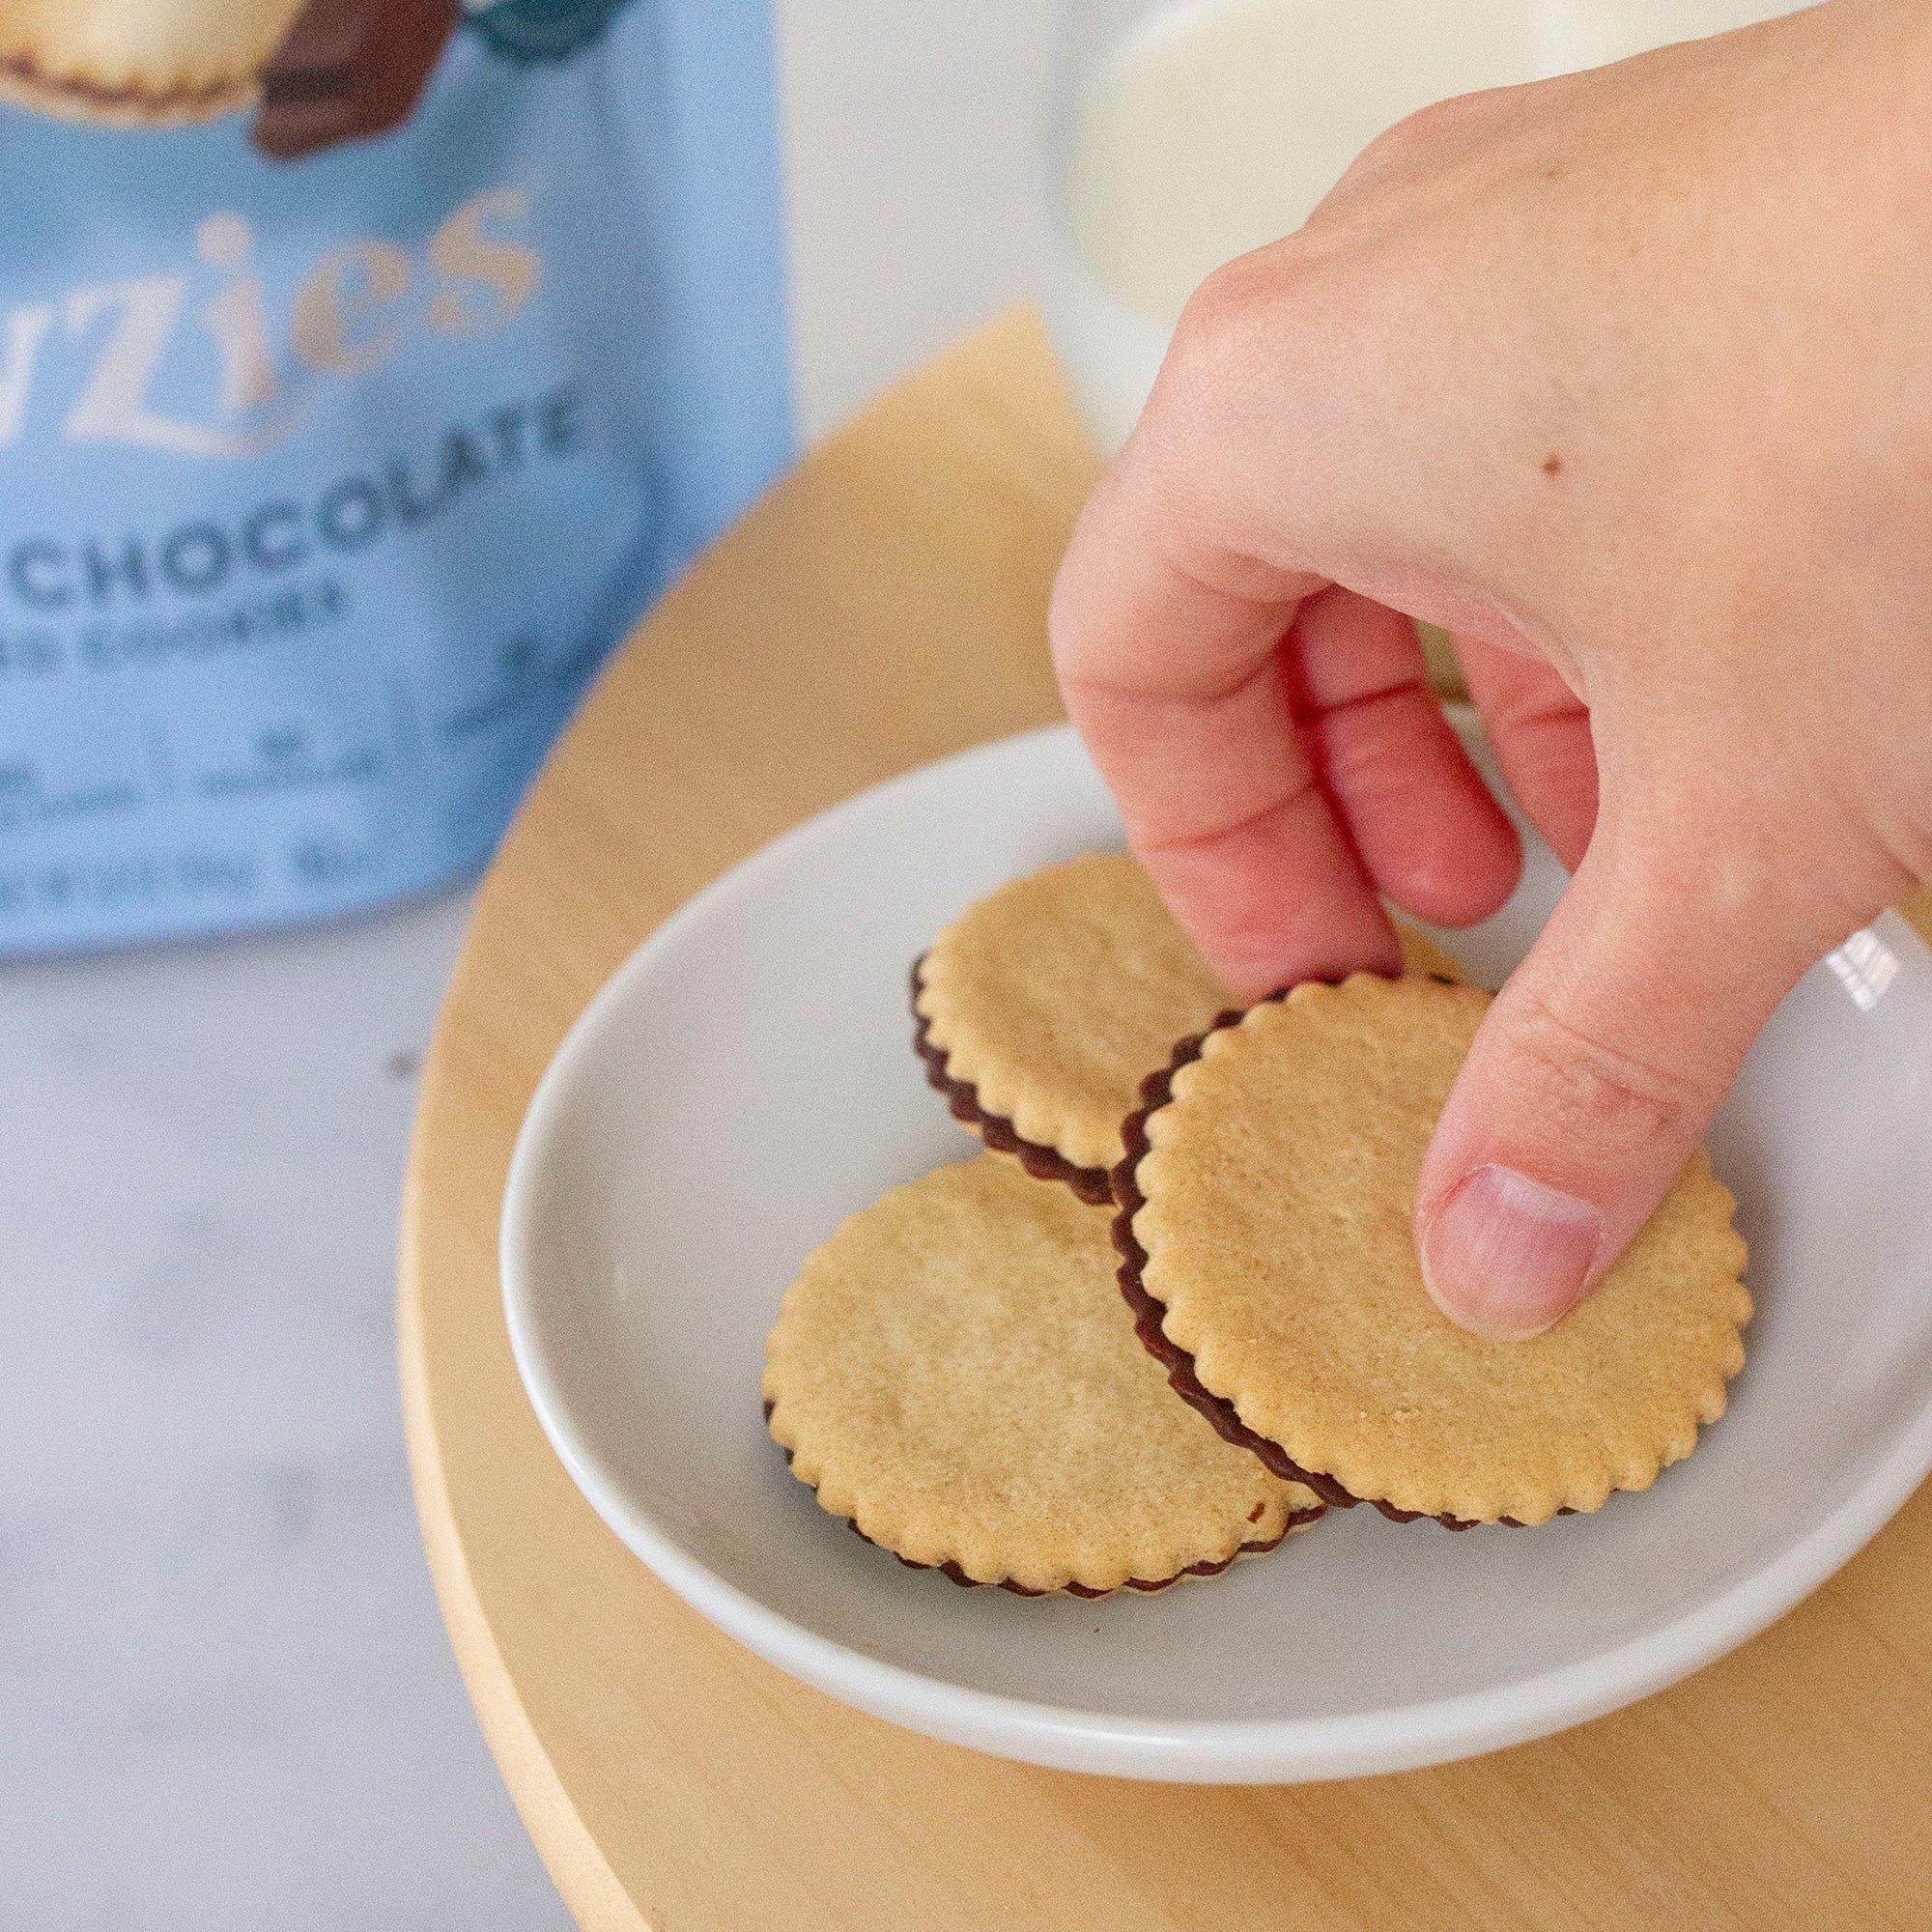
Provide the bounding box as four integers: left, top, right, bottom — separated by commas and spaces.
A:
766, 1401, 1321, 1596
910, 957, 1116, 1205
1111, 984, 1546, 1532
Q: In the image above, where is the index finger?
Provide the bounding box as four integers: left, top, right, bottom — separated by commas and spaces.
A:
1048, 454, 1399, 1000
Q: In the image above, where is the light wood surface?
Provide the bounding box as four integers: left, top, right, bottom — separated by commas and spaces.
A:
400, 308, 1932, 1932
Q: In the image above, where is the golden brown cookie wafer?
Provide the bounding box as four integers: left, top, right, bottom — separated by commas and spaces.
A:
763, 1153, 1323, 1595
912, 851, 1467, 1197
1115, 977, 1750, 1528
0, 0, 302, 126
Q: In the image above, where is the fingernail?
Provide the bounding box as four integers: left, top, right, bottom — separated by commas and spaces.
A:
1418, 1165, 1603, 1339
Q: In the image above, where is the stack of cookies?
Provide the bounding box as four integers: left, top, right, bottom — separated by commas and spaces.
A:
762, 852, 1750, 1596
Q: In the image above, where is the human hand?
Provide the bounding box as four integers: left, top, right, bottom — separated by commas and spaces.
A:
1049, 0, 1932, 1337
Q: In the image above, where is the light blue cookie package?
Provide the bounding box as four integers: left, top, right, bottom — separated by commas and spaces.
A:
0, 2, 792, 955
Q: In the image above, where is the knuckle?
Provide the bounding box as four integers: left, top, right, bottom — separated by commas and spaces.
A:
1376, 89, 1492, 154
1500, 986, 1715, 1158
1337, 107, 1433, 184
1372, 85, 1510, 161
1164, 246, 1304, 396
1176, 251, 1271, 339
1316, 86, 1514, 224
1163, 263, 1260, 390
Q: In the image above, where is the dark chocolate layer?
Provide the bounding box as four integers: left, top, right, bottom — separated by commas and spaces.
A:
909, 957, 1116, 1205
854, 1515, 1315, 1598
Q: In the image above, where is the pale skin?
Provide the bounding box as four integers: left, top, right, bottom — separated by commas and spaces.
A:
1050, 0, 1932, 1338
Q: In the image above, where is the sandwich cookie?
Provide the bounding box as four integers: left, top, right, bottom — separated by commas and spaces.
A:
0, 0, 306, 125
1114, 975, 1750, 1528
913, 850, 1466, 1203
763, 1154, 1323, 1595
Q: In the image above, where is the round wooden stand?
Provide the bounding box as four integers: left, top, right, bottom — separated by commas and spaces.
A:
400, 309, 1932, 1932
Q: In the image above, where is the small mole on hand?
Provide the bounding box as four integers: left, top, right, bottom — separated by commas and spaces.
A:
1542, 452, 1564, 476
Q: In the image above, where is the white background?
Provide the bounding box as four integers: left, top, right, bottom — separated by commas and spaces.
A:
0, 10, 1054, 1925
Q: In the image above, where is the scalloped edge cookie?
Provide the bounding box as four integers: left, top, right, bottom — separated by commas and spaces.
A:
763, 1153, 1323, 1594
1113, 977, 1750, 1528
912, 851, 1467, 1194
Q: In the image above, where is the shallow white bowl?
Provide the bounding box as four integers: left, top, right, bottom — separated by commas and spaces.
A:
501, 718, 1932, 1782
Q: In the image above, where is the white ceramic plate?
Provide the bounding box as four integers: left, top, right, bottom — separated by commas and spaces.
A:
501, 717, 1932, 1782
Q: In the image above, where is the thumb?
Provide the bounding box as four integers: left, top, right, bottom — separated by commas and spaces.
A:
1413, 825, 1825, 1340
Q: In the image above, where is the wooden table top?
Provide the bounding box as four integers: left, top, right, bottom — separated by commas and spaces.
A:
399, 307, 1932, 1932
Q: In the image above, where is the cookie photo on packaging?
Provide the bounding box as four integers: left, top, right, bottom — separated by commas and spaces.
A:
0, 0, 306, 125
0, 0, 462, 154
762, 1154, 1324, 1596
912, 850, 1467, 1203
1114, 975, 1751, 1528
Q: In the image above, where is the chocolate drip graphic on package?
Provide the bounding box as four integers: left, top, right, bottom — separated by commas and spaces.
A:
254, 0, 460, 160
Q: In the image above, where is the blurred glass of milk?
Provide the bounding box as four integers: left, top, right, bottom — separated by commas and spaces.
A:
1044, 0, 1812, 456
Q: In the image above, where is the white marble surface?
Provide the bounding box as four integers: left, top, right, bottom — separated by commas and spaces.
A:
0, 10, 1051, 1925
0, 893, 541, 1929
